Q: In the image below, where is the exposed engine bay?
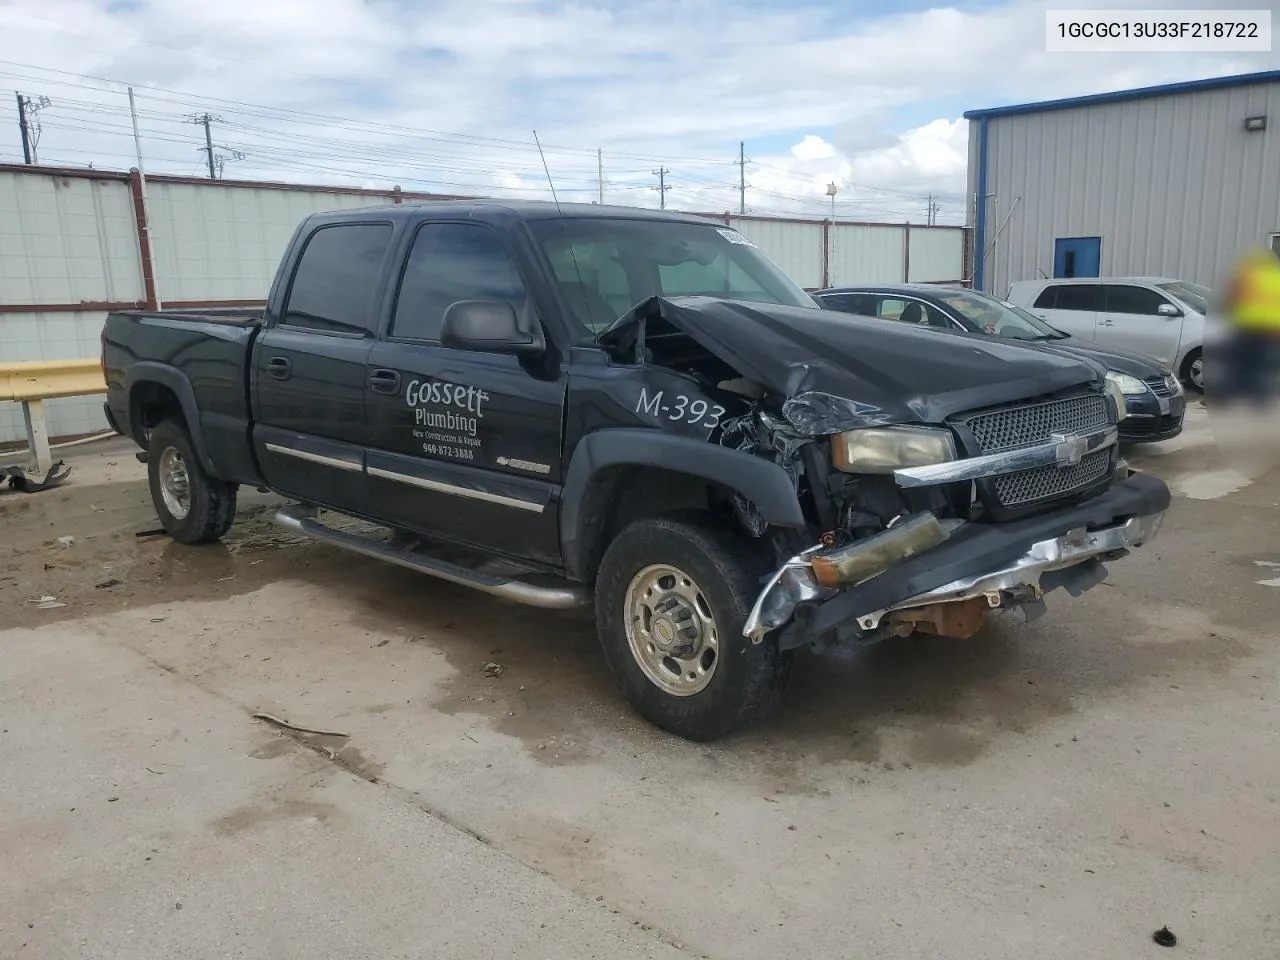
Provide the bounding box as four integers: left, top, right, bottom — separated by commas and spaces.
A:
599, 295, 1165, 653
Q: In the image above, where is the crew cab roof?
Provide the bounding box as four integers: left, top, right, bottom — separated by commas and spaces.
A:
303, 199, 722, 227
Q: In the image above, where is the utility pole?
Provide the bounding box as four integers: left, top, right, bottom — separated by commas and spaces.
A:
738, 141, 747, 215
15, 92, 32, 164
15, 92, 50, 164
188, 112, 222, 178
926, 195, 940, 225
597, 148, 603, 204
651, 167, 670, 210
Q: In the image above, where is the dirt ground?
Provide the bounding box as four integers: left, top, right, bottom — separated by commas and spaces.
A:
3, 407, 1279, 959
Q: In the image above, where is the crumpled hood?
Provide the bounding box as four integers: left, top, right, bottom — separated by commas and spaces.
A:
599, 296, 1104, 433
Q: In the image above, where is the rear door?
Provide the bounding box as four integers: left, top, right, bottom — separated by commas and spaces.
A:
1098, 283, 1182, 367
1028, 282, 1102, 339
252, 221, 393, 510
363, 220, 565, 565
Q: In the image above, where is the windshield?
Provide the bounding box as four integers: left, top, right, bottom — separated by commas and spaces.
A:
527, 217, 817, 335
1157, 281, 1209, 314
936, 289, 1065, 341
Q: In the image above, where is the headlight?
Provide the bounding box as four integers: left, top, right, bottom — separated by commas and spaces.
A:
831, 426, 956, 473
1103, 375, 1130, 422
1105, 370, 1147, 395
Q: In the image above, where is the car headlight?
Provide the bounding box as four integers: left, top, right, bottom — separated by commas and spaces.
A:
831, 426, 956, 473
1105, 370, 1147, 395
1103, 374, 1131, 422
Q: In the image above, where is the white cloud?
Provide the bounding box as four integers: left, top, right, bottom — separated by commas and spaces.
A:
0, 0, 1275, 224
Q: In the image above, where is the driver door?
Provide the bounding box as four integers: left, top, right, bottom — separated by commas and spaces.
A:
363, 220, 566, 565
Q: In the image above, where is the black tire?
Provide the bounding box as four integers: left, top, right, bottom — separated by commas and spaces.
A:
147, 419, 237, 544
594, 514, 793, 741
1181, 348, 1204, 394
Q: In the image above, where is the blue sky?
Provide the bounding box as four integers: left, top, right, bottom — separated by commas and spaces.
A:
2, 0, 1277, 223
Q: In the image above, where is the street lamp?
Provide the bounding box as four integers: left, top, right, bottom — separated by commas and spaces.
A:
825, 181, 838, 220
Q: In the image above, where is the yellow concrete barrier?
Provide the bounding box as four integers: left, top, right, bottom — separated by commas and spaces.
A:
1, 359, 107, 472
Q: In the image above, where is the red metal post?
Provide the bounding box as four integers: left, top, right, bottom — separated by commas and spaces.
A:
128, 168, 158, 310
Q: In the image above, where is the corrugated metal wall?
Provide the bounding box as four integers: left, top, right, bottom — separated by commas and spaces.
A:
829, 224, 903, 284
146, 183, 393, 302
730, 217, 826, 289
1, 165, 967, 445
0, 170, 143, 443
972, 78, 1280, 295
0, 171, 142, 303
908, 228, 966, 283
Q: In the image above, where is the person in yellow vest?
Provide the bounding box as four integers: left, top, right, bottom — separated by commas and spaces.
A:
1216, 246, 1280, 407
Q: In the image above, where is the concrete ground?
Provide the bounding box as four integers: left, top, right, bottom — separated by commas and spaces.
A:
2, 405, 1278, 959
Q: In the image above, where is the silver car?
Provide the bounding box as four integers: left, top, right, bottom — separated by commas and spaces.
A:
1006, 277, 1209, 391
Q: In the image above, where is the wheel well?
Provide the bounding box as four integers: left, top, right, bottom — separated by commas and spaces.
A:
575, 465, 736, 584
1180, 346, 1202, 378
130, 381, 186, 443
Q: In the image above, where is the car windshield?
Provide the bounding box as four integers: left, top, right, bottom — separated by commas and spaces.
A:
1156, 281, 1209, 314
526, 217, 818, 336
936, 289, 1066, 341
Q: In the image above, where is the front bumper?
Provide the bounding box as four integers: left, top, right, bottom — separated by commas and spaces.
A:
1119, 392, 1185, 443
745, 471, 1171, 649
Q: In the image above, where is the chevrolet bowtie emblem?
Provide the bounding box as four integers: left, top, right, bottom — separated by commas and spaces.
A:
1051, 432, 1088, 468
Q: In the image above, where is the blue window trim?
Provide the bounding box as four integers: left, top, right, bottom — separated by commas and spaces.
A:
963, 69, 1280, 120
973, 117, 989, 292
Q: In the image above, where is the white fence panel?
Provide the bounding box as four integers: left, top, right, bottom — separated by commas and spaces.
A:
908, 228, 965, 283
0, 172, 142, 305
829, 224, 904, 286
730, 217, 825, 289
146, 183, 394, 302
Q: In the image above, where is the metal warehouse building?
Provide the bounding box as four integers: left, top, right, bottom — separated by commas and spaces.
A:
966, 70, 1280, 297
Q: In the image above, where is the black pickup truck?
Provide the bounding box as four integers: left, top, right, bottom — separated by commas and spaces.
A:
103, 202, 1171, 741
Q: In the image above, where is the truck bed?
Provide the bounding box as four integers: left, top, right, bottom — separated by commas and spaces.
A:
102, 308, 265, 487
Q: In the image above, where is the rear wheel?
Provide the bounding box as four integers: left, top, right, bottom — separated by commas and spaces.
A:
147, 419, 237, 544
595, 514, 793, 741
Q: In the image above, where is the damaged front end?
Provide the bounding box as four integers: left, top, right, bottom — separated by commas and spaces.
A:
599, 296, 1172, 652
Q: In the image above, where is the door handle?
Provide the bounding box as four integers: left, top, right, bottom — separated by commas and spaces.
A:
1099, 319, 1114, 326
266, 356, 291, 380
368, 368, 401, 394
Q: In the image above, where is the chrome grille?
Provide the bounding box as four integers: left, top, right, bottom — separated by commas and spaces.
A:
966, 393, 1113, 508
968, 394, 1110, 453
994, 450, 1112, 506
1144, 374, 1180, 398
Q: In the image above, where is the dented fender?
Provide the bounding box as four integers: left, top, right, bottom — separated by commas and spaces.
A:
559, 428, 807, 580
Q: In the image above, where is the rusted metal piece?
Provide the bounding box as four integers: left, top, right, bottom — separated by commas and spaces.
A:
887, 596, 990, 639
128, 168, 159, 311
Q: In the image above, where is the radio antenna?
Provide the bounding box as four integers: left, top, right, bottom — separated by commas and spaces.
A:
532, 130, 562, 212
533, 129, 594, 332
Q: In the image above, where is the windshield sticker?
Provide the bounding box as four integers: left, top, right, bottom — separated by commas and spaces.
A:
716, 228, 755, 247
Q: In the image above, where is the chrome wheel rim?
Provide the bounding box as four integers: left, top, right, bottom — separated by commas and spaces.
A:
158, 446, 191, 520
1189, 355, 1204, 390
623, 564, 718, 697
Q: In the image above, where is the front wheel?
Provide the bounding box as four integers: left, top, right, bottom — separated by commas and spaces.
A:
594, 515, 793, 741
147, 419, 237, 544
1181, 348, 1204, 393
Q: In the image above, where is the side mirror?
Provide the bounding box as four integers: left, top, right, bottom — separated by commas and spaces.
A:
1157, 303, 1182, 318
440, 300, 545, 357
